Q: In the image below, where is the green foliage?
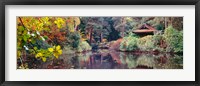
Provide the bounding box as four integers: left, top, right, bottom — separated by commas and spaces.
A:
146, 17, 164, 28
67, 31, 81, 48
63, 46, 75, 54
137, 35, 155, 51
63, 40, 91, 54
81, 17, 112, 41
163, 26, 183, 53
175, 31, 183, 52
34, 39, 51, 49
170, 55, 183, 64
120, 34, 138, 51
117, 26, 183, 53
17, 16, 183, 69
152, 33, 165, 51
152, 33, 163, 45
77, 41, 92, 52
156, 24, 164, 30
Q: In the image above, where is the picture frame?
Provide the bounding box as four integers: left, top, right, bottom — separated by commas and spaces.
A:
0, 0, 199, 86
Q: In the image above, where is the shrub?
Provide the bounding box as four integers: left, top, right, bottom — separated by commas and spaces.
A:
67, 31, 81, 48
152, 33, 165, 51
76, 41, 92, 52
152, 33, 162, 45
137, 35, 154, 51
156, 24, 164, 30
170, 55, 183, 64
63, 41, 91, 54
119, 35, 138, 51
163, 26, 183, 53
63, 46, 75, 54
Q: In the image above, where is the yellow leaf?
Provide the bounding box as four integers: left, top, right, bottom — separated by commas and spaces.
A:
35, 53, 43, 58
48, 48, 54, 52
53, 53, 59, 59
54, 21, 57, 24
17, 51, 21, 59
58, 50, 62, 55
56, 45, 61, 51
42, 57, 46, 62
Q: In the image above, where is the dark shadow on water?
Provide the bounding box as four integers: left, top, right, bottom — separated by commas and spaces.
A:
41, 49, 183, 69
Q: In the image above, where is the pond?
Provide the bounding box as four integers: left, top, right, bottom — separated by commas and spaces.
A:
39, 49, 183, 69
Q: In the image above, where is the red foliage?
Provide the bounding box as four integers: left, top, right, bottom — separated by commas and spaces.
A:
43, 28, 66, 44
109, 38, 123, 51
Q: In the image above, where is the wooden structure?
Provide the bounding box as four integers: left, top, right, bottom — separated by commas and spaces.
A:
133, 24, 157, 37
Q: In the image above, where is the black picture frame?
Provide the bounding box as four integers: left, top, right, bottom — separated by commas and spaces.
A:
0, 0, 199, 86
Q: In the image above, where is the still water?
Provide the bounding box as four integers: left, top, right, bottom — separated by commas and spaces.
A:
39, 49, 183, 69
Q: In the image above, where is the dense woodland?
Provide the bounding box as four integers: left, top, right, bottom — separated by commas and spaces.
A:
17, 17, 183, 69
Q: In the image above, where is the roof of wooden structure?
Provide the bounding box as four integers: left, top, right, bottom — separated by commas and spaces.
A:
133, 24, 157, 33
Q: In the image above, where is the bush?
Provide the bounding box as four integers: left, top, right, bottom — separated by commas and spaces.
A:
119, 35, 138, 51
118, 26, 183, 53
170, 55, 183, 64
77, 41, 92, 52
67, 31, 81, 48
152, 33, 162, 45
156, 24, 164, 30
64, 40, 91, 54
163, 26, 183, 53
137, 35, 154, 51
63, 46, 75, 54
152, 33, 165, 51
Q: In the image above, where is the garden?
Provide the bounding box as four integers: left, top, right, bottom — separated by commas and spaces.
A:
17, 17, 183, 69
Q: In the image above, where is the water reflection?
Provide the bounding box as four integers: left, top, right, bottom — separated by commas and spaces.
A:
40, 49, 183, 69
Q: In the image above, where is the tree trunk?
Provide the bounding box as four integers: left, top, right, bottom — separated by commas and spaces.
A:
89, 28, 93, 44
165, 17, 167, 29
100, 32, 103, 42
122, 17, 125, 37
171, 17, 173, 27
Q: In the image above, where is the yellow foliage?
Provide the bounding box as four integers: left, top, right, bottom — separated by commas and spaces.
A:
35, 53, 43, 58
70, 29, 75, 32
17, 50, 21, 59
48, 48, 54, 52
34, 20, 44, 31
74, 17, 81, 26
52, 45, 62, 59
54, 18, 65, 29
56, 45, 61, 51
41, 57, 46, 62
78, 30, 87, 41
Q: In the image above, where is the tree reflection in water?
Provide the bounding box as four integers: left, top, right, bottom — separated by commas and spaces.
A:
41, 49, 183, 69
